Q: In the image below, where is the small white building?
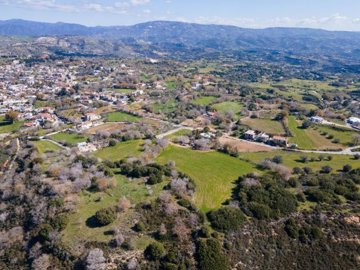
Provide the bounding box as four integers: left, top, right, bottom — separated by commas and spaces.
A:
348, 117, 360, 126
311, 116, 325, 123
244, 130, 256, 140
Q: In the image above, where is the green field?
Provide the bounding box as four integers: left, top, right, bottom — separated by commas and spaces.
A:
241, 150, 360, 172
250, 79, 352, 102
33, 140, 61, 154
0, 121, 23, 134
106, 111, 141, 122
241, 118, 285, 135
314, 125, 359, 146
212, 101, 243, 118
157, 145, 256, 211
192, 96, 217, 106
34, 100, 56, 108
62, 174, 166, 251
166, 129, 192, 140
288, 116, 339, 150
166, 80, 177, 91
151, 100, 179, 114
95, 140, 143, 161
50, 132, 87, 145
109, 88, 135, 94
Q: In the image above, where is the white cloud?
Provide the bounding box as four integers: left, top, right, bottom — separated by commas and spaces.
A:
16, 0, 78, 12
129, 0, 150, 6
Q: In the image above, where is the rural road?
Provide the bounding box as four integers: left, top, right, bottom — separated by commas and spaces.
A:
8, 138, 20, 170
156, 126, 193, 139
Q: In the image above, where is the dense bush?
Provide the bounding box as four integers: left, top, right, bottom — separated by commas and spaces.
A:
236, 176, 297, 218
95, 207, 116, 226
144, 242, 165, 261
196, 238, 229, 270
207, 207, 246, 232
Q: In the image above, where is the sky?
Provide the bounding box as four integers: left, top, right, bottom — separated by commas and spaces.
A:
0, 0, 360, 31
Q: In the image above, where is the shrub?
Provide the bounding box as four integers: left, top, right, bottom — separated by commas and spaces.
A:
305, 189, 331, 203
96, 178, 117, 191
50, 213, 69, 231
196, 238, 229, 270
272, 155, 283, 164
320, 166, 332, 174
207, 207, 246, 232
249, 202, 271, 219
343, 165, 352, 172
109, 139, 117, 147
133, 221, 146, 232
95, 207, 116, 226
144, 242, 165, 261
285, 218, 299, 239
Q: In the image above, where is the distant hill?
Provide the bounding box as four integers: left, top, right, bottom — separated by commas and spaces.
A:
0, 19, 359, 65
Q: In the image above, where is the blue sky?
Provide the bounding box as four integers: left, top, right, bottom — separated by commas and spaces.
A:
0, 0, 359, 31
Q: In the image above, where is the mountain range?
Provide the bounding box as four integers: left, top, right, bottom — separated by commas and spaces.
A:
0, 19, 359, 66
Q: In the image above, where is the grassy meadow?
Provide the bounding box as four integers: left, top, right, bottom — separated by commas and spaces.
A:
33, 140, 61, 154
95, 140, 143, 161
240, 150, 360, 172
212, 101, 243, 118
106, 111, 141, 122
62, 174, 166, 252
241, 117, 285, 135
157, 145, 256, 211
192, 96, 217, 106
288, 116, 339, 150
50, 132, 87, 145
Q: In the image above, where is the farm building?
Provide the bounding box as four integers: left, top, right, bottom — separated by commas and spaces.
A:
271, 136, 288, 147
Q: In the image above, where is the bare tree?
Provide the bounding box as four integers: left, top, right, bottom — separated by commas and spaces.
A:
117, 197, 131, 212
86, 248, 106, 270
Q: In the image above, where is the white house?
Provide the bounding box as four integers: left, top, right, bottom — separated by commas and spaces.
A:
348, 117, 360, 126
311, 116, 325, 123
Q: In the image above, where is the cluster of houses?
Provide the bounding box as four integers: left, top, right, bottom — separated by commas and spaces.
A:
244, 130, 293, 148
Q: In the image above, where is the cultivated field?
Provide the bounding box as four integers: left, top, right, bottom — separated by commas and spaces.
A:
157, 145, 256, 211
212, 101, 243, 118
95, 140, 143, 161
314, 125, 359, 146
219, 136, 274, 152
192, 96, 217, 106
50, 132, 87, 145
288, 116, 340, 150
33, 140, 61, 154
84, 123, 126, 135
241, 117, 285, 135
106, 111, 141, 122
240, 150, 360, 172
0, 121, 23, 134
